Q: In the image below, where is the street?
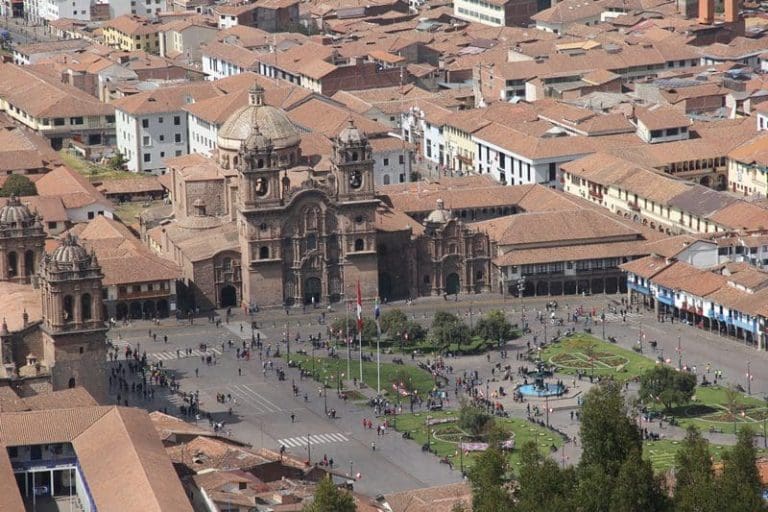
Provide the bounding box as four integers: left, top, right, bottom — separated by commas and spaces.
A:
108, 291, 768, 494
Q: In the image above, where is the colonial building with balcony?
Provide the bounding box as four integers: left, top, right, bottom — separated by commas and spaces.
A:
475, 208, 657, 297
622, 244, 768, 350
66, 216, 180, 320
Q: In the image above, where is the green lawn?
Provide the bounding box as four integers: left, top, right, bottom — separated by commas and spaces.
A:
644, 439, 768, 472
391, 410, 563, 474
59, 150, 141, 182
287, 354, 438, 397
114, 199, 164, 225
538, 333, 657, 382
653, 386, 768, 434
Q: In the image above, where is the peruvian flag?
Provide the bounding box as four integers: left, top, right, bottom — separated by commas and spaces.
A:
356, 280, 363, 332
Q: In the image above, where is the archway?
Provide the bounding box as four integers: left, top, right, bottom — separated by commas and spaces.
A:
700, 175, 711, 188
536, 281, 549, 296
116, 302, 128, 320
445, 273, 460, 295
304, 277, 322, 305
157, 299, 169, 318
24, 250, 34, 276
142, 300, 156, 318
129, 302, 142, 319
7, 252, 17, 277
220, 285, 237, 308
378, 273, 393, 301
68, 377, 76, 389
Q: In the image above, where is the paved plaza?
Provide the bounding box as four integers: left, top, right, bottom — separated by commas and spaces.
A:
107, 292, 768, 493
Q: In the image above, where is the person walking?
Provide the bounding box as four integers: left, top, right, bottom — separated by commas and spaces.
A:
290, 413, 295, 423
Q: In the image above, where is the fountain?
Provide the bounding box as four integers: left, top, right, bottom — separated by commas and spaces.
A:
517, 361, 565, 397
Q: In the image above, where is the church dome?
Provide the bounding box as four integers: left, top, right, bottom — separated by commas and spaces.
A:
217, 84, 299, 152
425, 199, 451, 224
0, 196, 33, 225
337, 119, 365, 145
51, 234, 89, 264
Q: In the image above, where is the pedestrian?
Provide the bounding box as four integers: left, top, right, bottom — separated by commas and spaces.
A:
290, 413, 295, 423
238, 368, 242, 376
195, 368, 199, 377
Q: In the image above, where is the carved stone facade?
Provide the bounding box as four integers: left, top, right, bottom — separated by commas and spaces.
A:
0, 198, 108, 403
149, 83, 491, 309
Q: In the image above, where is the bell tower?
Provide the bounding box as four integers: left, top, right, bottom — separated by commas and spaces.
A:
39, 234, 107, 402
0, 195, 45, 284
237, 123, 282, 209
332, 119, 375, 199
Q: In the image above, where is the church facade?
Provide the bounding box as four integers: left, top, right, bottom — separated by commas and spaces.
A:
145, 84, 492, 311
0, 197, 107, 402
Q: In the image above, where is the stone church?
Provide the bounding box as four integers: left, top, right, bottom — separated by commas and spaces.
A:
0, 196, 107, 402
145, 84, 492, 310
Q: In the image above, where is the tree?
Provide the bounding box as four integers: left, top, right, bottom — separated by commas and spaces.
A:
0, 174, 37, 197
673, 426, 717, 512
107, 150, 126, 171
450, 502, 468, 512
467, 446, 514, 512
430, 312, 470, 351
380, 309, 408, 335
458, 400, 494, 438
517, 441, 576, 512
579, 381, 642, 474
473, 309, 513, 343
609, 448, 669, 512
303, 475, 357, 512
717, 427, 766, 512
639, 366, 696, 411
329, 317, 377, 344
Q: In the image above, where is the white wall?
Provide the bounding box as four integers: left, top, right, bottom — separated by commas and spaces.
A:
188, 113, 217, 156
117, 110, 188, 173
373, 148, 411, 186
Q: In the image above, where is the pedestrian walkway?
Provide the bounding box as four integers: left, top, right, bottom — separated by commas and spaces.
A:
602, 311, 642, 322
150, 347, 222, 361
227, 384, 283, 414
278, 432, 349, 449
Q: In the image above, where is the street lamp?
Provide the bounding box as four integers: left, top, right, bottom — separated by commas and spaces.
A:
324, 378, 328, 415
747, 361, 753, 395
459, 435, 464, 474
517, 278, 526, 332
426, 415, 432, 453
601, 309, 606, 340
677, 335, 682, 370
349, 460, 354, 479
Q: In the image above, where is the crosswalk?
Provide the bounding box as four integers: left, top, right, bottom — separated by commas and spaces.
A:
227, 384, 283, 414
150, 347, 222, 361
602, 312, 642, 322
278, 432, 349, 449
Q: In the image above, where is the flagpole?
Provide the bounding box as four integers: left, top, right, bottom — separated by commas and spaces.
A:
345, 301, 350, 385
375, 298, 381, 396
359, 330, 363, 385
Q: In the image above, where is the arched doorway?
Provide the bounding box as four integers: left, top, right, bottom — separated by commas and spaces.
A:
304, 277, 321, 305
157, 299, 169, 318
142, 300, 156, 318
700, 176, 711, 188
445, 273, 460, 295
220, 285, 237, 307
378, 273, 393, 301
68, 377, 76, 389
129, 302, 142, 319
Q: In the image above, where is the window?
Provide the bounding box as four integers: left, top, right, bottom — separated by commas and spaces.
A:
63, 295, 74, 322
87, 211, 94, 220
81, 294, 92, 320
132, 285, 141, 292
106, 115, 115, 123
548, 162, 557, 182
174, 115, 181, 125
158, 135, 165, 142
175, 150, 182, 156
354, 238, 365, 251
175, 133, 181, 143
142, 118, 149, 128
259, 246, 270, 259
143, 153, 150, 163
383, 175, 390, 185
399, 155, 404, 164
383, 158, 389, 166
158, 117, 164, 124
53, 118, 65, 126
48, 221, 57, 229
143, 135, 150, 145
424, 275, 430, 284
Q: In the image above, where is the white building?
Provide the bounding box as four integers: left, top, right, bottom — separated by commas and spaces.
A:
25, 0, 90, 23
370, 137, 413, 186
159, 20, 219, 66
114, 83, 223, 173
473, 123, 593, 187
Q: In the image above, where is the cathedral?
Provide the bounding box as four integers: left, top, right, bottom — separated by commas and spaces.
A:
0, 196, 107, 402
145, 83, 492, 310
